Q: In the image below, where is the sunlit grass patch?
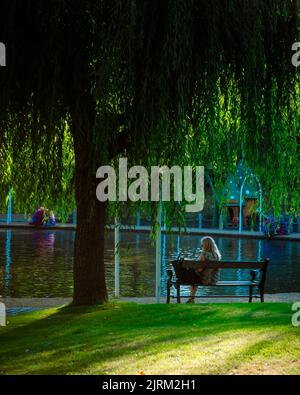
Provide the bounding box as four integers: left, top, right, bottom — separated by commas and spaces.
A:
0, 302, 299, 375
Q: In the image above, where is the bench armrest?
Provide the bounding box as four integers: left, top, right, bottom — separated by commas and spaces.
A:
250, 269, 261, 282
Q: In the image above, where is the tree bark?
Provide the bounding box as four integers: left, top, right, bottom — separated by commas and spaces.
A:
71, 94, 108, 306
72, 170, 108, 305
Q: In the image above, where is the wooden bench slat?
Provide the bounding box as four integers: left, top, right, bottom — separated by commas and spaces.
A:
180, 259, 265, 265
172, 281, 259, 286
179, 260, 266, 270
216, 281, 260, 286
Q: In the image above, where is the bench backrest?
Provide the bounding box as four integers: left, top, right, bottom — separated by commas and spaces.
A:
171, 258, 270, 284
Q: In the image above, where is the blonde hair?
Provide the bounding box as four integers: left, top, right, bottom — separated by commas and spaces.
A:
201, 236, 221, 260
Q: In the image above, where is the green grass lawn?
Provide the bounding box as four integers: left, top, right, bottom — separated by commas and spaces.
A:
0, 302, 299, 375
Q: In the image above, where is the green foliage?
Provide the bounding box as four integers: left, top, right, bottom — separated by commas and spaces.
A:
0, 0, 299, 220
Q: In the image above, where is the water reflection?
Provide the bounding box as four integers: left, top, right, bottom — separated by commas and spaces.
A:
5, 230, 11, 291
0, 229, 299, 298
32, 231, 55, 257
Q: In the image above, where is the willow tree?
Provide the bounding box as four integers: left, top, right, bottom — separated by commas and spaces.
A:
0, 0, 299, 305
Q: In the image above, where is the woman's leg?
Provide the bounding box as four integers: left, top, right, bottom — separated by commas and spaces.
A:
190, 285, 198, 300
187, 286, 197, 303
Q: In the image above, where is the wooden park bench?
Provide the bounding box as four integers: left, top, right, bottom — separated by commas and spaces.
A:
166, 258, 270, 303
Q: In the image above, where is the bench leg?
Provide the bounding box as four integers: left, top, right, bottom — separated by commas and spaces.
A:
248, 286, 253, 303
259, 286, 264, 303
166, 281, 171, 304
176, 283, 181, 304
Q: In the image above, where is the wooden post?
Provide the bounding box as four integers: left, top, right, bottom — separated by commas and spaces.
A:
5, 230, 11, 291
219, 214, 223, 230
72, 210, 77, 225
136, 210, 141, 227
155, 192, 162, 303
177, 234, 180, 256
198, 213, 202, 228
6, 189, 12, 224
114, 217, 120, 298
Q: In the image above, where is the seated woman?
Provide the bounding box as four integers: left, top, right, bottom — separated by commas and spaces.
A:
187, 236, 222, 303
45, 210, 56, 226
29, 207, 45, 227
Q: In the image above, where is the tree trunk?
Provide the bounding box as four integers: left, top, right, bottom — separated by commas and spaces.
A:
72, 152, 108, 305
72, 184, 108, 305
71, 95, 108, 306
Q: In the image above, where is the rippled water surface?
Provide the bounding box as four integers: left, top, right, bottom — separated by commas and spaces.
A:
0, 229, 299, 298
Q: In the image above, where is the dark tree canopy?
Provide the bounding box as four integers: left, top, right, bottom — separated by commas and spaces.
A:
0, 0, 299, 213
0, 0, 299, 304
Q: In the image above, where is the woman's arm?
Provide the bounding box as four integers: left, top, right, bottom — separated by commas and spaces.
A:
196, 253, 206, 272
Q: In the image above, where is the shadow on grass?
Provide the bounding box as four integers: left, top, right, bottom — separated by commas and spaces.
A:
0, 302, 295, 374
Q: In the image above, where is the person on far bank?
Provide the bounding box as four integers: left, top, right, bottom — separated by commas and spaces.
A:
187, 236, 222, 303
